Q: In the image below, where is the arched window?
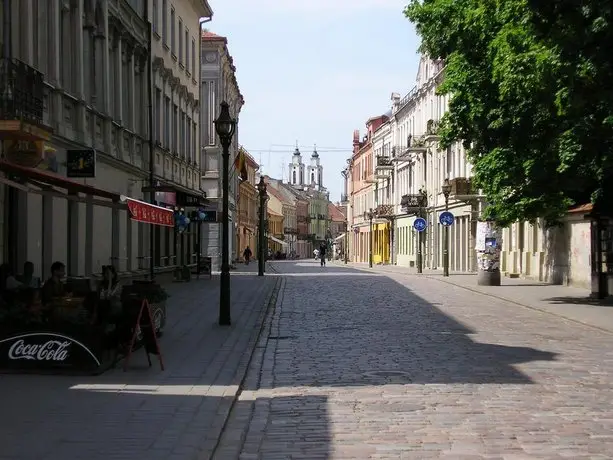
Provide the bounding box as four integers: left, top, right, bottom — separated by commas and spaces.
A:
292, 170, 296, 183
311, 172, 315, 183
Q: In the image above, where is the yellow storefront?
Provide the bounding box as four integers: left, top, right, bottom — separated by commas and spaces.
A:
372, 222, 391, 265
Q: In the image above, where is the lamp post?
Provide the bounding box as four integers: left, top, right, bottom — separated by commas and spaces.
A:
344, 220, 348, 264
417, 188, 426, 274
367, 208, 374, 268
442, 178, 452, 277
257, 176, 268, 276
214, 101, 236, 326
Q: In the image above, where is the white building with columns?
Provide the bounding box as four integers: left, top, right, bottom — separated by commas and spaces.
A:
390, 56, 478, 272
0, 0, 211, 278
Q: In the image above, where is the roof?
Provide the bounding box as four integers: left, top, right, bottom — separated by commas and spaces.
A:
265, 181, 290, 203
239, 146, 259, 169
328, 203, 346, 222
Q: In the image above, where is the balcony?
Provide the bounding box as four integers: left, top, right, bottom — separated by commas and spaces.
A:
375, 204, 395, 219
424, 119, 440, 141
340, 193, 349, 203
0, 58, 51, 141
283, 227, 298, 234
400, 192, 428, 215
375, 155, 394, 171
450, 177, 473, 196
406, 134, 428, 153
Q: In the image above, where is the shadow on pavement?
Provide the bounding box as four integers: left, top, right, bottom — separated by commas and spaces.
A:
544, 295, 613, 307
266, 260, 557, 387
0, 272, 278, 460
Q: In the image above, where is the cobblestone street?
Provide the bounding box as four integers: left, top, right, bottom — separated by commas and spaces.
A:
214, 261, 613, 459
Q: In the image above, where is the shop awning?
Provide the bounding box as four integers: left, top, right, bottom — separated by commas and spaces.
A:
120, 195, 174, 227
268, 235, 288, 246
334, 234, 345, 241
0, 160, 119, 200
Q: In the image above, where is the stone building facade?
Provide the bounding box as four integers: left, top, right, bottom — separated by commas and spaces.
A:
0, 0, 211, 279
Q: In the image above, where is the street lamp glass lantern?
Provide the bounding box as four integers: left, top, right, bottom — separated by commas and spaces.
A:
214, 101, 236, 139
442, 178, 452, 197
257, 176, 267, 195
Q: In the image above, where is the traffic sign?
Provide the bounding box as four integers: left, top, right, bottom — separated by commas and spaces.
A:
413, 217, 427, 232
439, 211, 455, 226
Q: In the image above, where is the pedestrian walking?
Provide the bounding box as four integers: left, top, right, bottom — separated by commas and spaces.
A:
319, 242, 327, 266
243, 246, 252, 265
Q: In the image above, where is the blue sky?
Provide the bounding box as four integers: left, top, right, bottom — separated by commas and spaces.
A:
208, 0, 421, 201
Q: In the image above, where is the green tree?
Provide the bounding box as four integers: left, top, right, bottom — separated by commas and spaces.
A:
404, 0, 613, 226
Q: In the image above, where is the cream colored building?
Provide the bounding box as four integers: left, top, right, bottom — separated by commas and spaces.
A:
199, 30, 244, 270
391, 56, 478, 272
0, 0, 211, 278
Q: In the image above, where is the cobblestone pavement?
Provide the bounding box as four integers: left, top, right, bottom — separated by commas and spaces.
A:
343, 261, 613, 333
213, 260, 613, 459
0, 265, 279, 460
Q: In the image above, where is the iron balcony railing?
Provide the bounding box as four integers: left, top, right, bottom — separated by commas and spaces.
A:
0, 57, 45, 124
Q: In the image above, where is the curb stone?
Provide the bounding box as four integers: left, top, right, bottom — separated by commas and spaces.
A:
206, 275, 283, 459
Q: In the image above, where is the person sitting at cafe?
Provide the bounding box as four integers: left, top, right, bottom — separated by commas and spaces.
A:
98, 265, 120, 299
41, 261, 67, 303
17, 261, 40, 288
0, 263, 22, 291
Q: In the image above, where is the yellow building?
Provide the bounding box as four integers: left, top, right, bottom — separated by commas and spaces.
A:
236, 149, 259, 259
267, 211, 284, 254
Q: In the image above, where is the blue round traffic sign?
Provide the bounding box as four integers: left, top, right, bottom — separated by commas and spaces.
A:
439, 211, 455, 226
413, 217, 427, 232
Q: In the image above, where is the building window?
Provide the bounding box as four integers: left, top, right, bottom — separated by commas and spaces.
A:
162, 0, 167, 44
193, 122, 197, 163
180, 110, 186, 157
164, 96, 170, 148
191, 38, 196, 78
178, 19, 183, 64
152, 0, 158, 33
173, 104, 178, 152
155, 88, 161, 142
207, 80, 215, 145
185, 29, 189, 70
170, 7, 176, 55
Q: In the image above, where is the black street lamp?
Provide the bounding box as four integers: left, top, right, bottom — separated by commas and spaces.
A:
344, 219, 348, 264
257, 176, 268, 276
366, 208, 374, 268
214, 101, 236, 326
442, 178, 452, 277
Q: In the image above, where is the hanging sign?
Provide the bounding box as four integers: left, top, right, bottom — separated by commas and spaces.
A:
122, 196, 174, 227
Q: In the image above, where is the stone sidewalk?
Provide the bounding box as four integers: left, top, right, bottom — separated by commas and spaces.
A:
0, 265, 280, 460
340, 261, 613, 333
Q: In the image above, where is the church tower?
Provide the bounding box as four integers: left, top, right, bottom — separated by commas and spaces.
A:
308, 146, 324, 190
289, 146, 305, 187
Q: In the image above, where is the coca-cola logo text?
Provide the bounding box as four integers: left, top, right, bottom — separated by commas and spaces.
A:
8, 339, 70, 361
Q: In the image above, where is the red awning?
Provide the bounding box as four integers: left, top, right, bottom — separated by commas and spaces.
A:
0, 160, 119, 200
121, 196, 174, 227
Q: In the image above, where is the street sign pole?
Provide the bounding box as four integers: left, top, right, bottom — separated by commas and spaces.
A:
413, 217, 427, 274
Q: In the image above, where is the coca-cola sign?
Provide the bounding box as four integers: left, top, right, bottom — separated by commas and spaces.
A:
0, 333, 101, 371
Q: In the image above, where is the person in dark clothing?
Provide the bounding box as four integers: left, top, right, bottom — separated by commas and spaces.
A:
319, 243, 327, 266
243, 246, 253, 265
41, 261, 66, 304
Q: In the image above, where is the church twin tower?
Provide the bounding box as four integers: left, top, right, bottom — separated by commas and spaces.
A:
289, 146, 324, 191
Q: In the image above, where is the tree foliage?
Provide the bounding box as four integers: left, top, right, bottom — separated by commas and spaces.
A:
405, 0, 613, 225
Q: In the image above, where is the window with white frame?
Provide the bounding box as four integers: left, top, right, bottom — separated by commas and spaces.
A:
164, 96, 170, 148
162, 0, 167, 44
191, 38, 196, 77
178, 19, 183, 64
153, 0, 158, 33
185, 29, 189, 70
207, 80, 216, 145
170, 7, 176, 55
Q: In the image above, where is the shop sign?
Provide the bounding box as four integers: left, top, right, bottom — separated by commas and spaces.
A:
66, 149, 96, 178
126, 198, 174, 227
2, 140, 43, 167
0, 333, 101, 370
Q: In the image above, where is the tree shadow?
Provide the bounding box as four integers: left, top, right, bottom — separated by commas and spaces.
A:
263, 262, 557, 387
544, 296, 613, 307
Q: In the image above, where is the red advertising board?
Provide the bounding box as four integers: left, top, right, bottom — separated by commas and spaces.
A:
125, 197, 174, 227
